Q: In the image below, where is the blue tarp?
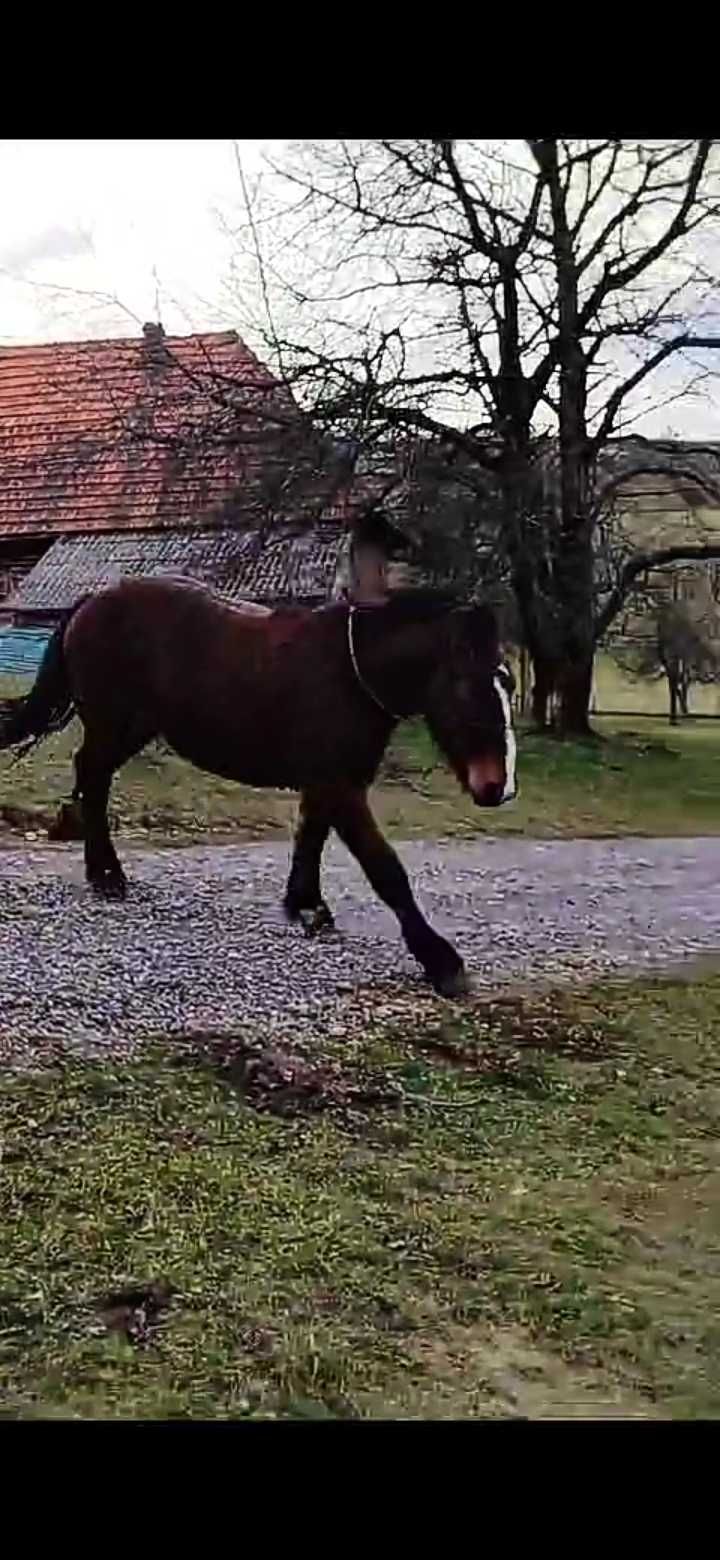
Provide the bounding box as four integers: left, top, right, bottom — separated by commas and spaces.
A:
0, 627, 52, 676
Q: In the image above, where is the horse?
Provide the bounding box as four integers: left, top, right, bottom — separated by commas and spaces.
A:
0, 577, 517, 996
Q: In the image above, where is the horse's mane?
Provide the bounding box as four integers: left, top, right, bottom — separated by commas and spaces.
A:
357, 589, 462, 622
337, 590, 498, 640
156, 577, 496, 638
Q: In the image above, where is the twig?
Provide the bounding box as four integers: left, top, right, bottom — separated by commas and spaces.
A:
398, 1087, 486, 1112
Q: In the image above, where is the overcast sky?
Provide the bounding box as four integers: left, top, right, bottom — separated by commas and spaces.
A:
1, 139, 717, 442
0, 139, 267, 343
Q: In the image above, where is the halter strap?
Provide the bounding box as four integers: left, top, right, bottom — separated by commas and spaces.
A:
347, 606, 405, 722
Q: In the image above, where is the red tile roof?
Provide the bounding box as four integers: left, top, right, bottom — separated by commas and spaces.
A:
0, 327, 306, 539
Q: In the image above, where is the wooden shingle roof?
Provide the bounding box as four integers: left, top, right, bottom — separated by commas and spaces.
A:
5, 524, 348, 615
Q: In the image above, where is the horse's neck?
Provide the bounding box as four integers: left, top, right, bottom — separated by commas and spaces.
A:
362, 617, 439, 716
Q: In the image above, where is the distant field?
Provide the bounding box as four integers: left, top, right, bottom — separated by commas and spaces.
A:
1, 672, 720, 844
593, 650, 720, 719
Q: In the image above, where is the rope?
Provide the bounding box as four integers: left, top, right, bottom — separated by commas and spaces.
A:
347, 607, 405, 723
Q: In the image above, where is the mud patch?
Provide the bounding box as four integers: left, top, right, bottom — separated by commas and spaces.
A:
399, 1321, 657, 1420
0, 802, 54, 838
405, 992, 615, 1078
95, 1281, 174, 1346
193, 1035, 401, 1119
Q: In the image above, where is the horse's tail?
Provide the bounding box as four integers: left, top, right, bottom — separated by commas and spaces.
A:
0, 597, 90, 760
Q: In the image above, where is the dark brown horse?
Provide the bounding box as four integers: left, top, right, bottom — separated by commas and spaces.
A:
0, 577, 517, 995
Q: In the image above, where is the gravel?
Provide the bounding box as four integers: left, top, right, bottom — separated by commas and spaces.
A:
2, 834, 720, 1066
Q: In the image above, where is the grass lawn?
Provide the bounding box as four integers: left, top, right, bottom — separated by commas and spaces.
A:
2, 664, 720, 843
1, 974, 720, 1419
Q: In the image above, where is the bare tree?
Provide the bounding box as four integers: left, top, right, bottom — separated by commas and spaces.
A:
226, 139, 720, 733
611, 574, 720, 723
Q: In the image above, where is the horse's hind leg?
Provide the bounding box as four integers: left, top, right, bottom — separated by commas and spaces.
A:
74, 747, 125, 899
74, 725, 152, 900
283, 789, 334, 934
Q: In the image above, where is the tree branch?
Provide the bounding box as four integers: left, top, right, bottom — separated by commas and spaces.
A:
596, 542, 720, 640
578, 140, 714, 329
589, 333, 720, 449
435, 140, 497, 258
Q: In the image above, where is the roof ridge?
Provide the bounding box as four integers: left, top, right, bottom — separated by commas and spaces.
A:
0, 329, 243, 355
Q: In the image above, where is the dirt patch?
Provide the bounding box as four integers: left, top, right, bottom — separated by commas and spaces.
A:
95, 1282, 174, 1347
0, 802, 54, 838
405, 992, 616, 1076
398, 1321, 658, 1419
190, 1036, 402, 1119
168, 993, 617, 1121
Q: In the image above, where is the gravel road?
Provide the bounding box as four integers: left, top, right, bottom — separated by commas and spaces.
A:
2, 834, 720, 1065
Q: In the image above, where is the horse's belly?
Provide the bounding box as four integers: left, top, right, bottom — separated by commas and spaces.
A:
160, 725, 282, 788
160, 722, 307, 790
161, 712, 375, 793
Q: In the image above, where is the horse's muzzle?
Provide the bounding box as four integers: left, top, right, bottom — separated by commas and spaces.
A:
471, 780, 506, 808
466, 759, 516, 807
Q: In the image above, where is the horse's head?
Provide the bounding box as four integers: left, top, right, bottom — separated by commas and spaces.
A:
425, 604, 517, 808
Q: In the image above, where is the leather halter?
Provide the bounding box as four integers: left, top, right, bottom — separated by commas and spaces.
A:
346, 605, 513, 727
347, 606, 405, 722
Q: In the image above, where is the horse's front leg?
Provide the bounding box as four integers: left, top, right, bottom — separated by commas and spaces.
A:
283, 789, 335, 934
331, 787, 467, 996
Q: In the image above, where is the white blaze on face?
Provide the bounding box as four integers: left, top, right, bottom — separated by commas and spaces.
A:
493, 671, 517, 802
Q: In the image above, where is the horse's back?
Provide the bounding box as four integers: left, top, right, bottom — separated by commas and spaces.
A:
65, 575, 299, 652
63, 574, 339, 721
150, 576, 275, 620
81, 574, 276, 620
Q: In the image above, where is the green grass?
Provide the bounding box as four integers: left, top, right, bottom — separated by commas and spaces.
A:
2, 667, 720, 844
2, 975, 720, 1419
386, 716, 720, 839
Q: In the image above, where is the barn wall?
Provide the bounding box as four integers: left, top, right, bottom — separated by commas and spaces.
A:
0, 539, 52, 618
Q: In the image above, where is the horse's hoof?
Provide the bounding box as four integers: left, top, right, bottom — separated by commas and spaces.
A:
298, 904, 335, 937
432, 966, 469, 999
90, 874, 128, 902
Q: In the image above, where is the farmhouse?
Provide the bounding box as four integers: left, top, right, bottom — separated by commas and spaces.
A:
0, 322, 352, 618
0, 326, 406, 671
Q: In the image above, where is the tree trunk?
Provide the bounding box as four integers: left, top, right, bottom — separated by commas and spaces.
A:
539, 139, 597, 741
518, 646, 530, 717
554, 524, 596, 736
500, 443, 559, 731
557, 652, 595, 737
531, 653, 556, 730
509, 535, 559, 733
